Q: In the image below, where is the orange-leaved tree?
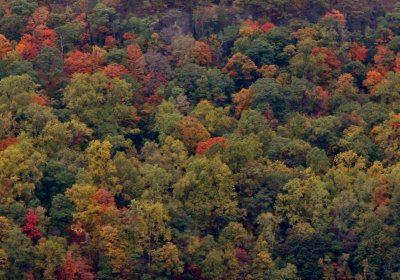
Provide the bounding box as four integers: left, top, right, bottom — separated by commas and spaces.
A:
349, 42, 368, 62
233, 88, 252, 118
0, 34, 12, 59
196, 137, 227, 155
323, 9, 346, 26
179, 116, 210, 151
64, 50, 94, 76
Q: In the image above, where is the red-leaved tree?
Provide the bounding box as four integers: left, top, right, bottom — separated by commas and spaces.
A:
58, 251, 95, 280
196, 137, 227, 155
101, 63, 129, 78
349, 42, 368, 62
64, 50, 93, 77
22, 209, 42, 242
0, 137, 19, 151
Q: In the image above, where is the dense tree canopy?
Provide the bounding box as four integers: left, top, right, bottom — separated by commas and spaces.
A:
0, 0, 400, 279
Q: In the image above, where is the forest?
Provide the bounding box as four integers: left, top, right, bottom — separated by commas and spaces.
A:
0, 0, 400, 279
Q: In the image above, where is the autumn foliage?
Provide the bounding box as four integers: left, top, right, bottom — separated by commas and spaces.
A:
363, 70, 383, 90
315, 86, 331, 115
0, 34, 12, 59
259, 64, 278, 78
16, 35, 40, 60
179, 116, 211, 150
312, 47, 341, 81
0, 137, 19, 151
196, 137, 227, 155
104, 35, 116, 49
323, 9, 346, 26
26, 7, 50, 31
312, 47, 341, 72
374, 45, 395, 74
58, 251, 95, 280
126, 44, 146, 77
186, 41, 213, 66
240, 20, 276, 35
223, 53, 258, 81
16, 26, 57, 59
32, 95, 48, 106
101, 63, 129, 78
1, 1, 400, 279
91, 188, 116, 209
372, 185, 390, 209
22, 209, 42, 241
233, 88, 252, 118
64, 50, 94, 76
349, 42, 368, 62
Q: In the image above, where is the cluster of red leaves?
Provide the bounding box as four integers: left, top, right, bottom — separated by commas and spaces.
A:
323, 9, 346, 26
179, 116, 210, 150
32, 95, 48, 106
91, 188, 116, 209
27, 271, 35, 280
187, 41, 212, 66
243, 20, 276, 33
312, 47, 341, 71
101, 63, 129, 78
16, 26, 57, 60
374, 45, 395, 74
126, 43, 146, 77
259, 64, 278, 78
315, 86, 331, 116
104, 35, 116, 49
392, 121, 400, 130
22, 209, 42, 241
349, 42, 368, 62
16, 35, 40, 60
312, 47, 341, 82
69, 189, 117, 243
123, 32, 136, 42
374, 45, 393, 64
0, 137, 19, 151
223, 53, 258, 80
196, 137, 227, 155
58, 251, 95, 280
64, 50, 93, 76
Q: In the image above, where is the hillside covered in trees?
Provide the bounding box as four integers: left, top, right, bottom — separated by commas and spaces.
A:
1, 0, 400, 279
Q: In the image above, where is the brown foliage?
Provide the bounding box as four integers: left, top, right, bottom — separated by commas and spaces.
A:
233, 88, 252, 118
179, 116, 210, 150
223, 53, 258, 81
186, 41, 212, 66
